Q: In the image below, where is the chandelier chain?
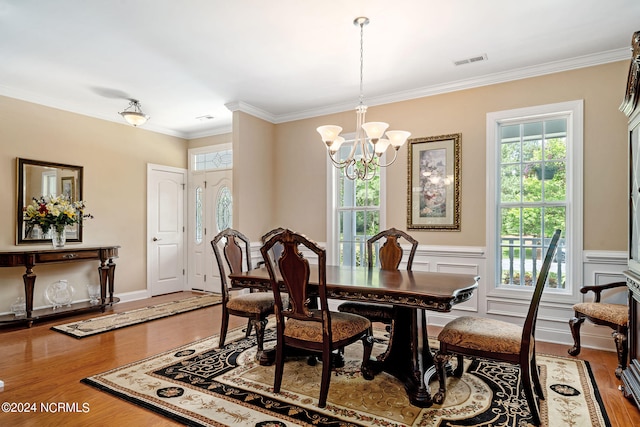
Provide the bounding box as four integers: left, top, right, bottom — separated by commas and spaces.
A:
359, 21, 364, 106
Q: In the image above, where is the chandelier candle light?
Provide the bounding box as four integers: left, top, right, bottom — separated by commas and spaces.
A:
317, 17, 410, 181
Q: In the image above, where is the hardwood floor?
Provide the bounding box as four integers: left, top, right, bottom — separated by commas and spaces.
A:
0, 292, 638, 426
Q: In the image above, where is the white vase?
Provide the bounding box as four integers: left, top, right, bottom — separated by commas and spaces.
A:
52, 228, 66, 248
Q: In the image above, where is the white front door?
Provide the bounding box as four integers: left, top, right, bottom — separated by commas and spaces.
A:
188, 168, 232, 293
206, 169, 233, 293
148, 164, 186, 296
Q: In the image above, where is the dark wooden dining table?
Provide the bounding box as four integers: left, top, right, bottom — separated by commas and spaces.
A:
229, 264, 479, 407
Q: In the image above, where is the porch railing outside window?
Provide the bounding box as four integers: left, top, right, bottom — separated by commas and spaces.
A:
501, 236, 565, 288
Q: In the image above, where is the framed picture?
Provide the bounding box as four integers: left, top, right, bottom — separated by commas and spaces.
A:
407, 133, 461, 230
61, 176, 75, 200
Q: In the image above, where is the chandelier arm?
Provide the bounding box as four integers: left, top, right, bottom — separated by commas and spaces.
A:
328, 151, 354, 168
344, 162, 359, 180
377, 149, 399, 168
360, 161, 378, 181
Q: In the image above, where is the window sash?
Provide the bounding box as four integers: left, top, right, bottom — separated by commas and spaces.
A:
486, 100, 583, 303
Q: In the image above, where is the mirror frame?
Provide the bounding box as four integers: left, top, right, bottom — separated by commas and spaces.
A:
16, 158, 84, 245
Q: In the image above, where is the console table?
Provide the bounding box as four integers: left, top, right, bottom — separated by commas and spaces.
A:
0, 246, 120, 327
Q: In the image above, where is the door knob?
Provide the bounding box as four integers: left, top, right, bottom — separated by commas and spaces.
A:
153, 237, 161, 241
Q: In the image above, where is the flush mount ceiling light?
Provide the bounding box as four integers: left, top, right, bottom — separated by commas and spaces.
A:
317, 17, 411, 181
119, 99, 149, 127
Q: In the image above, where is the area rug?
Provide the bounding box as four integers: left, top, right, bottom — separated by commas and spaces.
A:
81, 325, 610, 426
52, 294, 222, 338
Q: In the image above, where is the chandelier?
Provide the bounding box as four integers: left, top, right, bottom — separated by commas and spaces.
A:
317, 17, 410, 181
119, 99, 149, 127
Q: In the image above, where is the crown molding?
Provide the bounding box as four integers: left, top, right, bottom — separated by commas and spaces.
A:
270, 48, 631, 124
224, 101, 277, 123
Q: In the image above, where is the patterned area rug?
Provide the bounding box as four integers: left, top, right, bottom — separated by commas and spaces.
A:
52, 294, 222, 338
82, 326, 611, 426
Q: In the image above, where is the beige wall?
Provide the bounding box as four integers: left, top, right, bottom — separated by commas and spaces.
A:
233, 111, 276, 241
189, 132, 231, 149
273, 61, 630, 250
0, 60, 630, 313
0, 96, 187, 310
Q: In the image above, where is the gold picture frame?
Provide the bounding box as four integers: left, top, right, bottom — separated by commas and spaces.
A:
407, 133, 461, 230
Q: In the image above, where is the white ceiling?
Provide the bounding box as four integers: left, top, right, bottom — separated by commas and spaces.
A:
1, 0, 639, 139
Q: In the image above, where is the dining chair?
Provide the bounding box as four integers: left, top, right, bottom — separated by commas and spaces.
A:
212, 228, 279, 361
434, 229, 562, 426
568, 281, 628, 378
337, 227, 418, 358
260, 228, 374, 408
257, 227, 285, 268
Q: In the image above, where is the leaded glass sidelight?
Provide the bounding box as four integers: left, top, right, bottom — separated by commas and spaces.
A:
216, 186, 232, 232
195, 186, 203, 244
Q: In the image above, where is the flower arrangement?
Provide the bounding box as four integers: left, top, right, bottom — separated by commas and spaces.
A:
23, 195, 92, 235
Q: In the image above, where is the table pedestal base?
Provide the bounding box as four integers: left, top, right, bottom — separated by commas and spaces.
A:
368, 306, 435, 408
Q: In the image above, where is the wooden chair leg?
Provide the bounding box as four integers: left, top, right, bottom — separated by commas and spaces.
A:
273, 341, 285, 394
218, 310, 230, 348
521, 362, 541, 426
434, 351, 450, 404
318, 347, 332, 408
568, 314, 585, 356
531, 354, 545, 399
613, 328, 628, 379
245, 318, 253, 338
453, 354, 465, 377
253, 318, 268, 361
361, 335, 375, 380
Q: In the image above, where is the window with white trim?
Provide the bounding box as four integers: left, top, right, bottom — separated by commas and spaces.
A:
326, 140, 386, 266
486, 101, 583, 300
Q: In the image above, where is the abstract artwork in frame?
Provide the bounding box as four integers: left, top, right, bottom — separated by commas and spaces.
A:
407, 134, 461, 230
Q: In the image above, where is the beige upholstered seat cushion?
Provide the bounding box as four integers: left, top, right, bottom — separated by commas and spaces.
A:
227, 292, 286, 314
437, 316, 523, 354
284, 310, 371, 342
573, 302, 628, 326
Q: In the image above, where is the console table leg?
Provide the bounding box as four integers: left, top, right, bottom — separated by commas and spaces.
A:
98, 261, 109, 312
23, 256, 36, 327
107, 258, 116, 302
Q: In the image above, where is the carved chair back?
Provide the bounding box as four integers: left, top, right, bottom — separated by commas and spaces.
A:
211, 228, 252, 300
260, 229, 330, 336
367, 227, 418, 270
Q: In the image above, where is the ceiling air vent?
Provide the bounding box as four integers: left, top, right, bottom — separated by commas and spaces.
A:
453, 54, 488, 66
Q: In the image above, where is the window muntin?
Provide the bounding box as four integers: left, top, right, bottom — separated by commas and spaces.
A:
330, 141, 383, 267
497, 118, 568, 291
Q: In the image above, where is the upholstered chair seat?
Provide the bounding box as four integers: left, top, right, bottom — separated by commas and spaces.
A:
435, 229, 562, 427
285, 310, 371, 342
568, 281, 629, 378
226, 292, 288, 314
572, 302, 628, 326
438, 316, 524, 355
